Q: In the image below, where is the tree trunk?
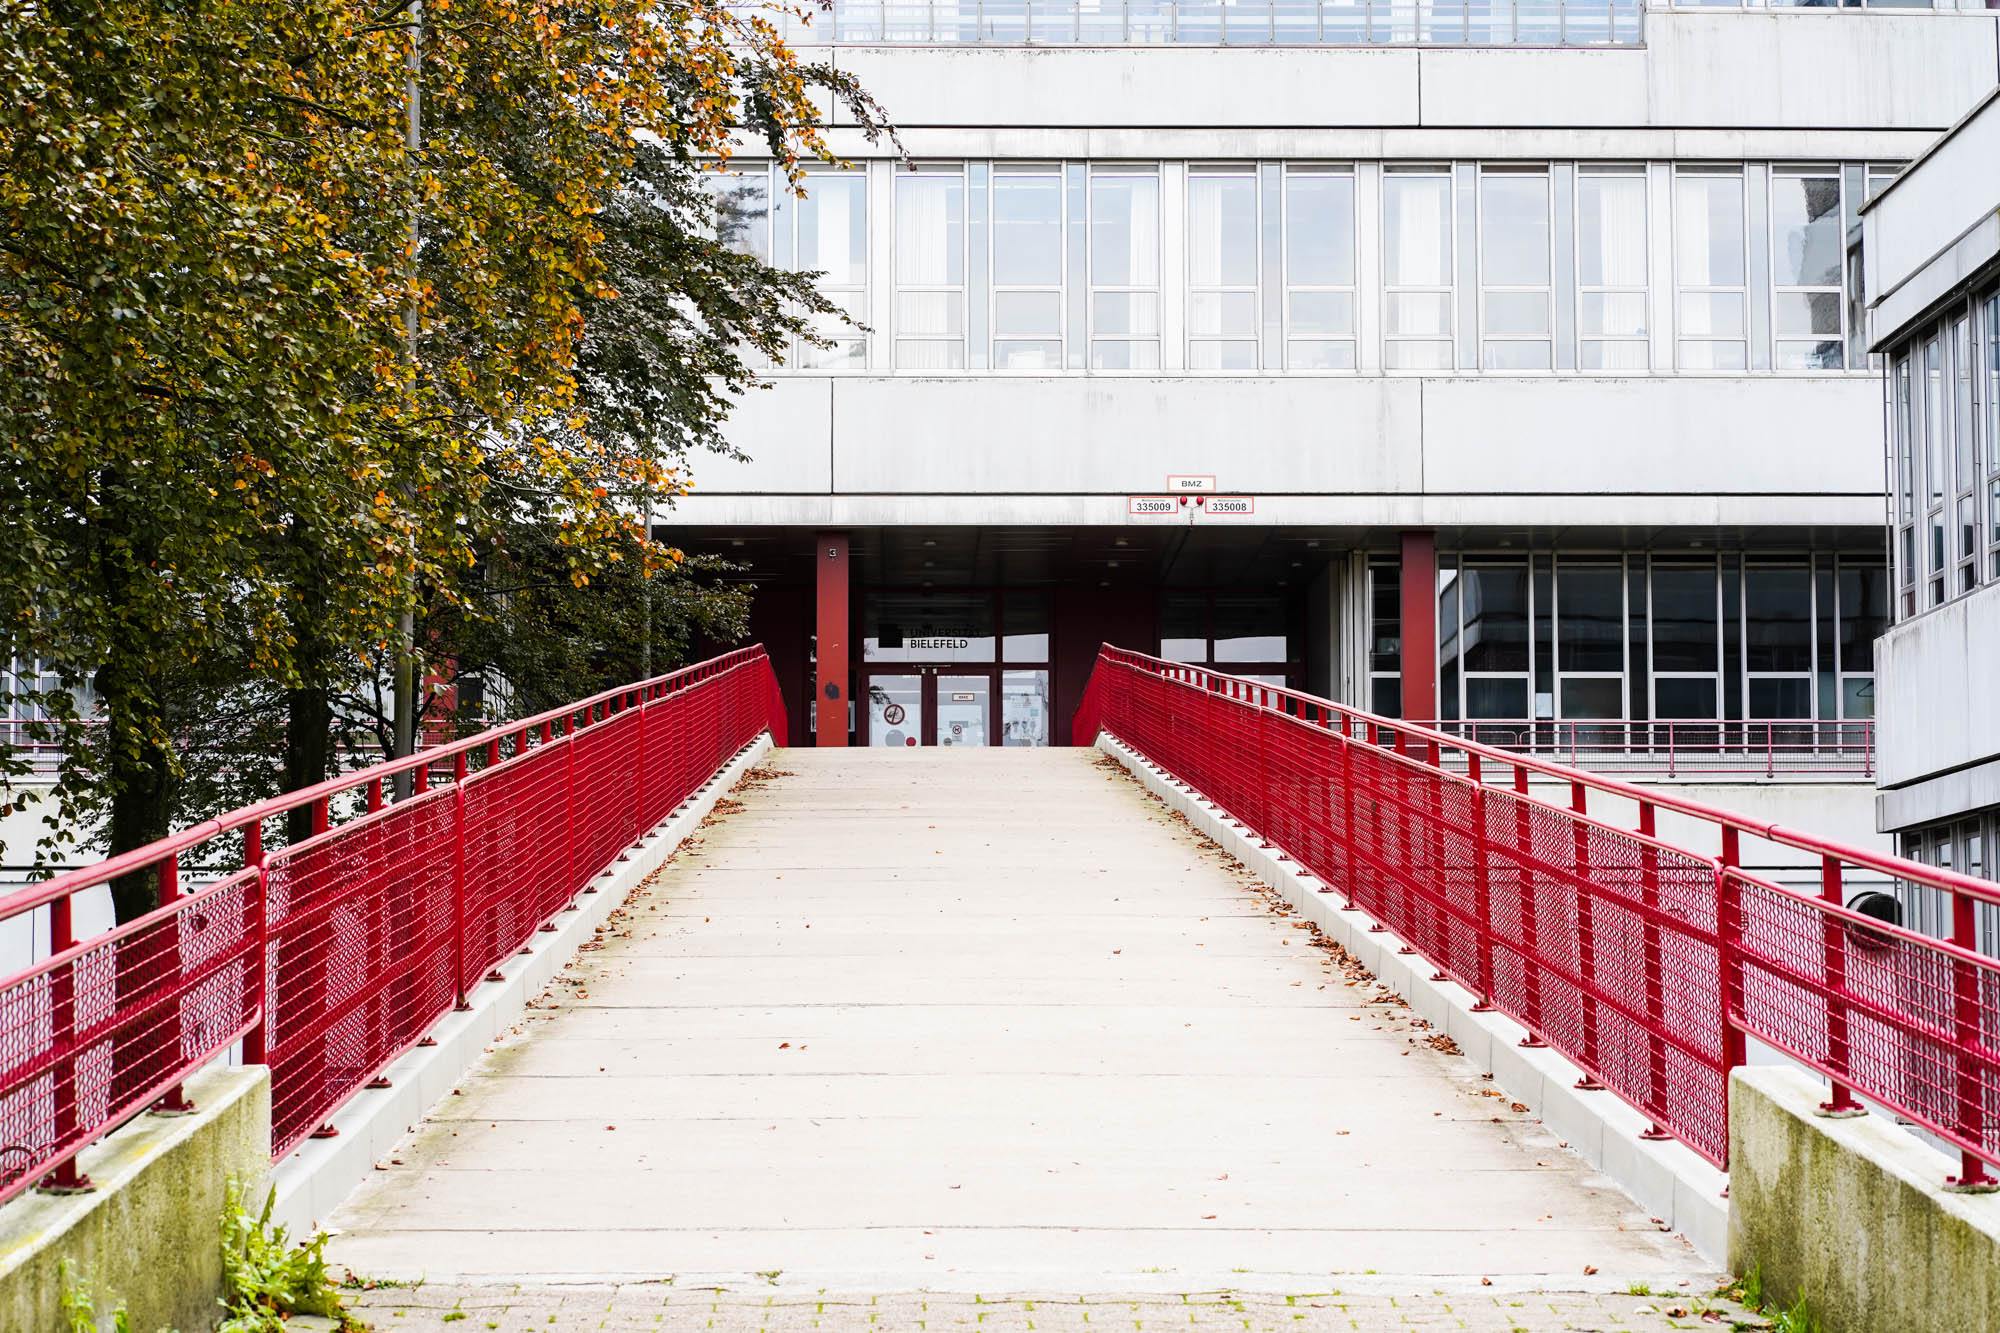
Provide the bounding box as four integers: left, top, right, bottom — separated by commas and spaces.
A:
95, 661, 175, 925
283, 681, 334, 846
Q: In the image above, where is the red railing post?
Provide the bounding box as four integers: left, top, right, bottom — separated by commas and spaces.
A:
452, 750, 471, 1012
1571, 780, 1602, 1086
1947, 889, 1997, 1190
1336, 718, 1357, 909
564, 712, 578, 896
636, 685, 650, 834
1468, 751, 1495, 1010
1817, 853, 1862, 1116
1717, 826, 1748, 1078
1637, 802, 1672, 1138
38, 888, 92, 1193
152, 850, 194, 1115
1513, 762, 1544, 1046
243, 823, 269, 1066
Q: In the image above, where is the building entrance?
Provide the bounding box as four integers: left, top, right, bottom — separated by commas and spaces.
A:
862, 668, 995, 747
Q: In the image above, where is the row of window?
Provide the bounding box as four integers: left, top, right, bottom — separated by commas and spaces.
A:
1898, 813, 2000, 958
770, 0, 1988, 52
1366, 552, 1885, 722
1888, 286, 2000, 618
712, 158, 1897, 375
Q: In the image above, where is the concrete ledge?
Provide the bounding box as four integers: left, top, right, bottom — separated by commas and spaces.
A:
267, 733, 775, 1238
0, 1064, 271, 1333
1729, 1064, 2000, 1333
1097, 734, 1731, 1265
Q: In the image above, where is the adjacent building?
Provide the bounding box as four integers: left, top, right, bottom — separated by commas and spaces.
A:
1862, 84, 2000, 940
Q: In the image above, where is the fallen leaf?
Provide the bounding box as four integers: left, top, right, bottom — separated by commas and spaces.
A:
1583, 1265, 1597, 1275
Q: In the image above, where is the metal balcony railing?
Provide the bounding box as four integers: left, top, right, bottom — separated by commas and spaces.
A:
761, 0, 1646, 46
1404, 717, 1875, 780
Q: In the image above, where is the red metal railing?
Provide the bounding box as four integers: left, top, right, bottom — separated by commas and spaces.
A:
1075, 646, 1999, 1187
0, 647, 787, 1205
1408, 718, 1874, 779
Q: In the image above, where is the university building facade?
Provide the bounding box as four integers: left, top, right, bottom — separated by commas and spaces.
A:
674, 1, 2000, 853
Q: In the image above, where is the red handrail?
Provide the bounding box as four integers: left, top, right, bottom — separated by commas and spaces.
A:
1076, 644, 1999, 1188
0, 647, 789, 1204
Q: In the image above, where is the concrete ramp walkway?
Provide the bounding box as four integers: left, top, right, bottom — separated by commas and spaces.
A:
330, 748, 1723, 1321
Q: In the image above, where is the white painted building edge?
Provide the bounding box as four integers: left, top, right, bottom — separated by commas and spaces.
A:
264, 734, 776, 1240
1094, 732, 1733, 1265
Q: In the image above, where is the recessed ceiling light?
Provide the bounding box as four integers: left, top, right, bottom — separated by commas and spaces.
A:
922, 560, 934, 568
1305, 539, 1319, 548
922, 579, 934, 588
922, 539, 937, 547
730, 539, 745, 547
1099, 580, 1110, 587
1114, 537, 1129, 547
1107, 560, 1120, 569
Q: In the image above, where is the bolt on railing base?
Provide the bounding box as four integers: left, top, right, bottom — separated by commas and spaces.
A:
484, 969, 506, 983
417, 1036, 439, 1047
1639, 1123, 1675, 1141
1943, 1175, 2000, 1195
1575, 1077, 1606, 1091
365, 1077, 393, 1090
1814, 1102, 1869, 1120
35, 1166, 94, 1196
309, 1123, 340, 1140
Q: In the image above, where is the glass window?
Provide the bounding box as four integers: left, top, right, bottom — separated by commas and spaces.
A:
1284, 167, 1356, 370
1161, 592, 1206, 662
1459, 564, 1530, 673
1561, 678, 1623, 720
1651, 563, 1719, 673
1188, 169, 1260, 370
1744, 566, 1812, 673
1001, 670, 1051, 747
1556, 565, 1624, 673
992, 168, 1064, 369
1838, 563, 1886, 676
707, 167, 771, 261
1952, 315, 1979, 593
1212, 592, 1290, 663
794, 168, 868, 368
1674, 168, 1747, 371
1479, 168, 1552, 370
1989, 294, 2000, 580
1383, 168, 1454, 370
1090, 168, 1161, 370
1655, 677, 1718, 720
863, 592, 995, 663
1577, 168, 1649, 370
1003, 592, 1050, 662
1770, 169, 1845, 370
895, 166, 966, 370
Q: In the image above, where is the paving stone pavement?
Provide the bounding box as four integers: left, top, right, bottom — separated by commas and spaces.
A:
345, 1284, 1769, 1332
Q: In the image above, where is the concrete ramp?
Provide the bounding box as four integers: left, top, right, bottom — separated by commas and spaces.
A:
328, 748, 1713, 1304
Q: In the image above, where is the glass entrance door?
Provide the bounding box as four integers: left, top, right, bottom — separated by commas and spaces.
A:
935, 676, 990, 747
861, 669, 994, 747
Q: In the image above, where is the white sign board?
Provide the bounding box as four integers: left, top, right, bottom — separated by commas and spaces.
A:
1166, 474, 1216, 492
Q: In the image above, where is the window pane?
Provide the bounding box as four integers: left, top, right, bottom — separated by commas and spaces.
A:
1774, 292, 1841, 338
897, 291, 964, 336
1557, 566, 1624, 672
993, 173, 1062, 286
1091, 172, 1159, 287
1483, 340, 1552, 370
896, 171, 964, 286
863, 591, 995, 663
1289, 340, 1357, 370
995, 290, 1062, 335
1561, 678, 1623, 721
1467, 677, 1528, 719
1387, 292, 1452, 335
1371, 566, 1402, 673
1651, 566, 1718, 672
1484, 291, 1550, 336
1581, 340, 1649, 370
1480, 172, 1550, 287
1091, 340, 1162, 370
1001, 670, 1050, 747
1771, 173, 1842, 288
1385, 340, 1453, 369
1460, 564, 1530, 673
1749, 678, 1812, 719
1095, 291, 1161, 336
993, 340, 1062, 369
1582, 292, 1648, 338
1678, 292, 1745, 337
1675, 171, 1745, 288
1004, 593, 1051, 662
1288, 290, 1355, 337
1190, 290, 1258, 336
708, 169, 770, 260
1286, 172, 1355, 287
1188, 173, 1258, 287
1213, 592, 1291, 662
1188, 340, 1258, 370
1162, 592, 1207, 661
1384, 172, 1452, 287
1838, 564, 1886, 674
798, 172, 867, 287
1680, 339, 1748, 371
1655, 677, 1718, 720
896, 340, 964, 370
1744, 566, 1811, 672
1578, 173, 1646, 288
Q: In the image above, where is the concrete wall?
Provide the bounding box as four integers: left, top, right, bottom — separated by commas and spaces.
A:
1874, 579, 2000, 791
686, 375, 1887, 528
1729, 1064, 2000, 1333
1865, 88, 2000, 348
0, 1066, 270, 1333
814, 13, 1999, 143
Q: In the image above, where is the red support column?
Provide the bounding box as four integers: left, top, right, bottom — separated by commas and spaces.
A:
815, 533, 850, 747
1398, 530, 1436, 723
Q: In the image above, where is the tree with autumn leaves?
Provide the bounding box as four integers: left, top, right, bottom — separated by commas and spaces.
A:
0, 0, 891, 913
